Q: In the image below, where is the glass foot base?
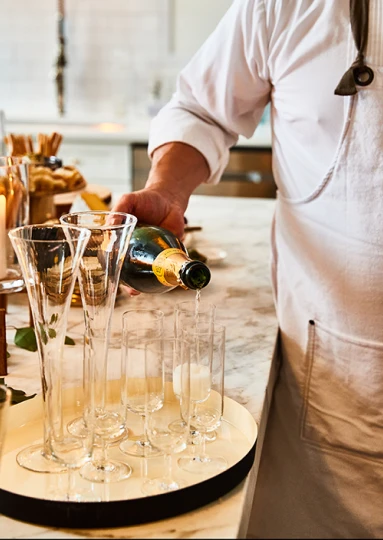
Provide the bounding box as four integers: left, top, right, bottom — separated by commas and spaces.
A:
80, 459, 132, 483
142, 477, 185, 496
168, 419, 186, 433
16, 444, 67, 473
188, 431, 217, 445
67, 417, 131, 446
49, 488, 101, 502
178, 455, 227, 475
106, 427, 131, 446
170, 421, 217, 445
67, 417, 88, 438
95, 411, 126, 440
204, 431, 217, 444
119, 437, 163, 458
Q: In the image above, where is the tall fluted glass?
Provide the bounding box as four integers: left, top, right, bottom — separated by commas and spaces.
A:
171, 300, 216, 442
60, 211, 137, 483
177, 323, 227, 474
120, 308, 164, 458
8, 225, 91, 473
48, 346, 97, 502
142, 336, 192, 495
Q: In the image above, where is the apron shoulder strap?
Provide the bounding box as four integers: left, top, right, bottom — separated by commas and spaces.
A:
334, 0, 374, 96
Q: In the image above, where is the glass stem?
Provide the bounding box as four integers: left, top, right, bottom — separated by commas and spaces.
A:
164, 453, 173, 484
142, 413, 148, 444
67, 467, 76, 498
94, 436, 108, 467
199, 430, 208, 460
89, 333, 108, 414
189, 402, 199, 453
189, 429, 199, 454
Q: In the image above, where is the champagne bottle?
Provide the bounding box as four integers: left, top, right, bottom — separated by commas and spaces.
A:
120, 224, 211, 294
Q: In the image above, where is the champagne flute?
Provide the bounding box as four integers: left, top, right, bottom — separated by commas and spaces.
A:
171, 300, 216, 443
47, 341, 97, 502
174, 300, 216, 337
120, 309, 164, 458
142, 336, 191, 495
60, 211, 137, 483
8, 224, 90, 473
177, 323, 227, 474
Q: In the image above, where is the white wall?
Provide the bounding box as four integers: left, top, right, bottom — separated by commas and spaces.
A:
173, 0, 232, 60
0, 0, 232, 123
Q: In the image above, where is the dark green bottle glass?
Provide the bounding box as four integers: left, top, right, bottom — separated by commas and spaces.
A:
120, 225, 211, 294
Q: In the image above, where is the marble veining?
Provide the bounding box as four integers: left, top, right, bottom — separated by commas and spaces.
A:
1, 195, 278, 539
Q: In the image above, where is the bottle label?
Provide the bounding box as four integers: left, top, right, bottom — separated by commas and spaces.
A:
152, 248, 186, 287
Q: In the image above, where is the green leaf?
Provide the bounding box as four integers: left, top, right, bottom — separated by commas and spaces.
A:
48, 328, 57, 339
14, 327, 38, 352
10, 388, 27, 396
64, 335, 75, 346
0, 377, 36, 405
6, 350, 10, 358
11, 391, 36, 405
14, 326, 75, 351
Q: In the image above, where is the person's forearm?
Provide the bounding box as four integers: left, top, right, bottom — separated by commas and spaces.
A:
146, 142, 210, 212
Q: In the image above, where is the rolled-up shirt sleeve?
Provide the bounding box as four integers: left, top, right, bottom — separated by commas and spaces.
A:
148, 0, 271, 184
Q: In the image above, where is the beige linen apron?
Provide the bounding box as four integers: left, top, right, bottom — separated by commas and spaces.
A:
248, 4, 383, 539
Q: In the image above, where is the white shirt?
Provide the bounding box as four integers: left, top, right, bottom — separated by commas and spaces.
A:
148, 0, 383, 200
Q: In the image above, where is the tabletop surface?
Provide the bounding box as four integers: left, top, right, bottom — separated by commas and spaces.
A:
1, 194, 277, 539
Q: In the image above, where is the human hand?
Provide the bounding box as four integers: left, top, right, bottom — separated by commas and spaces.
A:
112, 187, 187, 296
112, 186, 186, 240
113, 142, 208, 296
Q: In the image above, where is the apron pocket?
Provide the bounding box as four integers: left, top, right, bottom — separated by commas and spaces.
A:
301, 319, 383, 461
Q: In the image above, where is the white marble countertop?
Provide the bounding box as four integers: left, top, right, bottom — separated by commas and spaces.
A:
1, 195, 277, 538
6, 117, 272, 148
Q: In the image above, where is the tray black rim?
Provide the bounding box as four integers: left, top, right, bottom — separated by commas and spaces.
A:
0, 441, 256, 529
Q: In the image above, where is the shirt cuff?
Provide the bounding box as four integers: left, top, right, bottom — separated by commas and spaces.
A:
148, 109, 236, 185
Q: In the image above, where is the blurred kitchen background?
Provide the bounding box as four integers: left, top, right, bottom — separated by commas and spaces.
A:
1, 0, 235, 122
1, 0, 273, 199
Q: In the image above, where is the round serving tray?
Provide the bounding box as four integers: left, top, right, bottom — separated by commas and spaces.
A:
0, 386, 257, 529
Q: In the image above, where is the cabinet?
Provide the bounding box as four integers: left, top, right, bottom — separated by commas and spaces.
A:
131, 143, 276, 198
